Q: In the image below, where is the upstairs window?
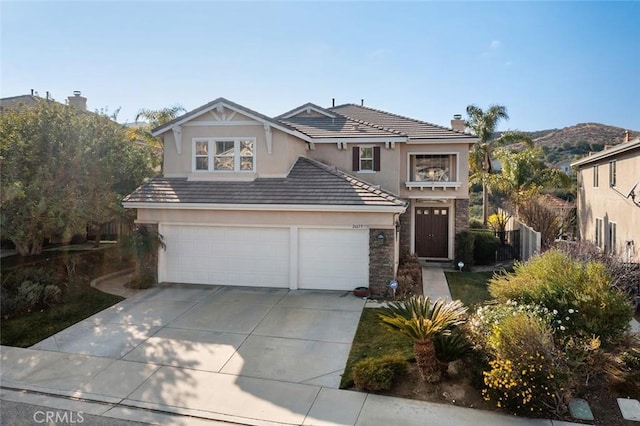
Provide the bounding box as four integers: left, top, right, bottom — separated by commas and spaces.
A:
410, 154, 454, 182
609, 160, 617, 187
193, 138, 254, 172
593, 165, 599, 187
352, 146, 380, 172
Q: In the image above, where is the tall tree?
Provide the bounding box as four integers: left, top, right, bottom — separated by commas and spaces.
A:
490, 146, 571, 216
129, 105, 186, 170
466, 104, 532, 224
0, 99, 155, 255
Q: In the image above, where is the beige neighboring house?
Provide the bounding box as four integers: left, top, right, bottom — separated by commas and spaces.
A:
572, 133, 640, 263
123, 98, 476, 293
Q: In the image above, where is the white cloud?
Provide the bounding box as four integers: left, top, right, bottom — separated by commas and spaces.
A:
490, 40, 501, 49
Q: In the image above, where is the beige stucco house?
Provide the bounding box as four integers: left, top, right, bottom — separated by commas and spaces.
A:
123, 98, 476, 293
571, 134, 640, 263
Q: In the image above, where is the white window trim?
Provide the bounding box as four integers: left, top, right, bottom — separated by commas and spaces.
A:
609, 160, 617, 187
405, 152, 460, 190
593, 164, 599, 188
192, 137, 256, 173
609, 221, 617, 255
359, 145, 375, 173
595, 217, 603, 248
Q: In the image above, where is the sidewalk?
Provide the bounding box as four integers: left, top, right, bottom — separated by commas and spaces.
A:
1, 269, 578, 426
0, 345, 572, 426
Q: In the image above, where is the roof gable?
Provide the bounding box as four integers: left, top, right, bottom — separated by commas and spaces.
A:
152, 97, 311, 142
277, 103, 337, 119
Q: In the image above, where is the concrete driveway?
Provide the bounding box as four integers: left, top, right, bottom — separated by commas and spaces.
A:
31, 284, 365, 389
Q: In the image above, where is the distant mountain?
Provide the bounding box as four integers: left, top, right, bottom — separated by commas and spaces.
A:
504, 123, 639, 166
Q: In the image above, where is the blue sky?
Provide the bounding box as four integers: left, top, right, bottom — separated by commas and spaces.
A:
2, 1, 639, 131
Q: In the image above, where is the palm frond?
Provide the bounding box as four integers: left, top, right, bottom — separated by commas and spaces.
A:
378, 296, 468, 343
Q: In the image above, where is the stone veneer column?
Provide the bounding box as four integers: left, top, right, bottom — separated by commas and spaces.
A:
399, 209, 412, 259
454, 199, 470, 258
369, 229, 395, 296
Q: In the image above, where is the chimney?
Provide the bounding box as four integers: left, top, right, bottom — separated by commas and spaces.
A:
30, 89, 34, 96
625, 130, 630, 142
332, 98, 335, 107
451, 114, 465, 132
361, 99, 364, 106
68, 91, 87, 111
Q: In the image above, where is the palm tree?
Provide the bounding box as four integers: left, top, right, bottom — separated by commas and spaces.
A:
466, 105, 532, 224
378, 296, 468, 383
135, 105, 186, 129
130, 105, 186, 170
490, 147, 571, 216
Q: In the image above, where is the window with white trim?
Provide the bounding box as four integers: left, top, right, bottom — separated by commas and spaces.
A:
609, 160, 617, 187
359, 147, 374, 171
595, 218, 603, 248
593, 165, 599, 187
352, 146, 380, 172
193, 138, 254, 172
608, 222, 617, 255
410, 154, 455, 182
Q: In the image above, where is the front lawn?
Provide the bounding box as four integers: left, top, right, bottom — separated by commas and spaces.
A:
340, 308, 413, 388
1, 246, 129, 347
445, 271, 493, 308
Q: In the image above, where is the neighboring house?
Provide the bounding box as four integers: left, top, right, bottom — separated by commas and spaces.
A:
553, 160, 574, 176
571, 134, 640, 263
123, 98, 476, 293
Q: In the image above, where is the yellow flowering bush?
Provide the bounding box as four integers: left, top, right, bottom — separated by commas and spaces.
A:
470, 306, 572, 416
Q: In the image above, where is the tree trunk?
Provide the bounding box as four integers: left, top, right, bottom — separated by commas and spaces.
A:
414, 340, 441, 383
482, 181, 489, 225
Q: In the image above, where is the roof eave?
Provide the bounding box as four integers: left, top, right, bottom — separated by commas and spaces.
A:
122, 201, 407, 214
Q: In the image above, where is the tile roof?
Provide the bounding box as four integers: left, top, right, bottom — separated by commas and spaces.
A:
123, 157, 406, 209
279, 116, 404, 139
330, 104, 475, 140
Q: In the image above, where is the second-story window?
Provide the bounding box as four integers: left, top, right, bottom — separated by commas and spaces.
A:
359, 147, 374, 171
609, 160, 617, 187
593, 164, 599, 187
352, 146, 380, 172
410, 154, 453, 182
193, 138, 255, 172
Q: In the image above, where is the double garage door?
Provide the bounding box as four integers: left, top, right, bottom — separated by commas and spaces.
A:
160, 225, 369, 291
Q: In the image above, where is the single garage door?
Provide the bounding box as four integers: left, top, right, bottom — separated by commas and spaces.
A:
161, 225, 290, 288
298, 228, 369, 291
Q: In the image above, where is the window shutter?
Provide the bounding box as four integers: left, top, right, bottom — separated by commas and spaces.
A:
373, 146, 381, 171
352, 146, 360, 171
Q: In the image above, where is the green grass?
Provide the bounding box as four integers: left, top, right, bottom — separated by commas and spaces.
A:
0, 288, 123, 347
445, 271, 494, 308
340, 308, 413, 388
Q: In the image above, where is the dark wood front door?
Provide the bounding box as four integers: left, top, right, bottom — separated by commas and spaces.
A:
415, 207, 449, 258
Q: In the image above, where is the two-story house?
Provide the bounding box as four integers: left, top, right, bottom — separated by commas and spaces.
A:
123, 98, 476, 293
571, 133, 640, 263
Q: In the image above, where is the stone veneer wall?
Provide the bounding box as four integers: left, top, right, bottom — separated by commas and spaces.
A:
454, 199, 470, 258
398, 210, 411, 259
369, 229, 395, 296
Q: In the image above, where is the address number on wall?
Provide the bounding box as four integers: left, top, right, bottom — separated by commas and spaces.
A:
352, 225, 367, 229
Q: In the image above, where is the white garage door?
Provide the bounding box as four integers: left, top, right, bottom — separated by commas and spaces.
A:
298, 228, 369, 291
161, 225, 290, 288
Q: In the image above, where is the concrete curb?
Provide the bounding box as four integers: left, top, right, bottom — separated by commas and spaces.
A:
89, 268, 135, 288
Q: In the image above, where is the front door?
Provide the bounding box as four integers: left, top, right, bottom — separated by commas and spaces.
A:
415, 207, 449, 258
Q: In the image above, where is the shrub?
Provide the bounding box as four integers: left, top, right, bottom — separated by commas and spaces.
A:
434, 329, 472, 365
127, 274, 155, 289
351, 353, 408, 392
395, 254, 422, 297
469, 219, 486, 229
488, 250, 632, 344
455, 231, 475, 270
479, 310, 572, 416
471, 230, 500, 266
